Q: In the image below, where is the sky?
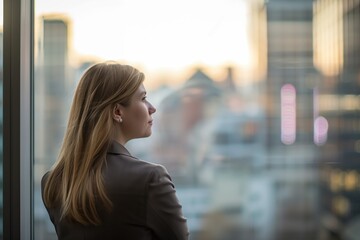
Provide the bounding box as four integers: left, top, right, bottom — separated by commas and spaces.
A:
34, 0, 250, 72
0, 0, 251, 85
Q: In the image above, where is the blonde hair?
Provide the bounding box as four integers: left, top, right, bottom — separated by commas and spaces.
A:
43, 61, 144, 225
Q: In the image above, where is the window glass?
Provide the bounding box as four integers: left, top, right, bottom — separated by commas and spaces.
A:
34, 0, 360, 240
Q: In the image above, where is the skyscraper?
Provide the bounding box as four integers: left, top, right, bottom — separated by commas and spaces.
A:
265, 1, 320, 239
34, 14, 74, 240
35, 14, 73, 170
314, 0, 360, 238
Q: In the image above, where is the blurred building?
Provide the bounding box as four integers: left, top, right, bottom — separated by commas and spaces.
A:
247, 0, 268, 82
196, 102, 270, 240
314, 0, 360, 239
151, 68, 222, 184
35, 14, 74, 171
34, 14, 74, 240
265, 0, 320, 239
176, 186, 210, 239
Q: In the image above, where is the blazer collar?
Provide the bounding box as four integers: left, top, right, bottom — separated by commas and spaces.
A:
107, 140, 132, 156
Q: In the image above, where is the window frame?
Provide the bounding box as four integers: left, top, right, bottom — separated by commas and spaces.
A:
3, 0, 33, 239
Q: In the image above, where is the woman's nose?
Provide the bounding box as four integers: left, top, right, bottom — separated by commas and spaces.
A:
148, 102, 156, 114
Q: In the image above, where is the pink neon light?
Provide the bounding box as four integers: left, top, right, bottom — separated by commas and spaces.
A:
314, 116, 329, 145
281, 84, 296, 145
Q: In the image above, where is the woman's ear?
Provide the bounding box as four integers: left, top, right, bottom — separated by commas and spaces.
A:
112, 104, 123, 123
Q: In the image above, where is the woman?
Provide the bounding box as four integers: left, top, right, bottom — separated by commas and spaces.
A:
41, 61, 189, 240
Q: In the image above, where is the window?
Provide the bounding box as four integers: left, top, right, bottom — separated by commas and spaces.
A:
3, 0, 360, 239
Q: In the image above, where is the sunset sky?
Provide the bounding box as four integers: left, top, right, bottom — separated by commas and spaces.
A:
34, 0, 251, 73
0, 0, 251, 86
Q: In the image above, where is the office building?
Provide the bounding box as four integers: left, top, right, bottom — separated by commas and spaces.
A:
314, 0, 360, 238
265, 0, 320, 239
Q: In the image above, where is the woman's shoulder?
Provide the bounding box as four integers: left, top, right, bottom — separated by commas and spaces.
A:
106, 143, 165, 173
107, 152, 166, 175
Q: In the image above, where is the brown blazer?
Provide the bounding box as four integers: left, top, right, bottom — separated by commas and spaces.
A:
41, 141, 189, 240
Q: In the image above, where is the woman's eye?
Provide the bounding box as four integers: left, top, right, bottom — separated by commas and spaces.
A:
142, 96, 147, 101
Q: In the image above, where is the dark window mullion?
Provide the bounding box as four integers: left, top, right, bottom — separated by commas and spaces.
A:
3, 0, 33, 239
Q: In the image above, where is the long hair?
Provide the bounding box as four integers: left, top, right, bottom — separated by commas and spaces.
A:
43, 61, 144, 225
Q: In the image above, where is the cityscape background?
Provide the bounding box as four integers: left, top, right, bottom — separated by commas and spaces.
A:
0, 0, 360, 239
